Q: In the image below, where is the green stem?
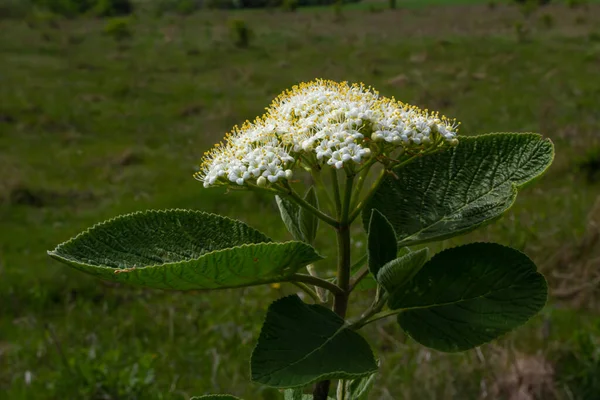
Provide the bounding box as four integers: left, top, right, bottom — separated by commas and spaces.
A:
281, 184, 339, 228
350, 308, 401, 330
348, 154, 420, 223
347, 169, 386, 223
307, 264, 329, 303
349, 264, 369, 292
350, 160, 376, 210
313, 174, 354, 400
350, 253, 368, 272
330, 168, 342, 218
341, 173, 354, 224
288, 274, 344, 296
291, 282, 321, 303
310, 167, 336, 215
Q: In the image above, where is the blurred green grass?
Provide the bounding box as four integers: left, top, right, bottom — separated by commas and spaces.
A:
1, 1, 600, 399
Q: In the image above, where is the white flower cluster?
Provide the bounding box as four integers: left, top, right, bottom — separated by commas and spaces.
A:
196, 79, 459, 188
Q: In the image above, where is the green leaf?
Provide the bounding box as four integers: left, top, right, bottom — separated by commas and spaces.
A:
377, 248, 429, 293
363, 133, 554, 246
348, 372, 377, 400
298, 186, 319, 245
389, 243, 547, 352
276, 195, 304, 242
251, 295, 378, 388
190, 396, 242, 400
48, 209, 322, 290
351, 246, 413, 292
367, 210, 397, 277
276, 188, 320, 244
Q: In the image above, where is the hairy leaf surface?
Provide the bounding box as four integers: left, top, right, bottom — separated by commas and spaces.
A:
49, 209, 322, 290
363, 133, 554, 245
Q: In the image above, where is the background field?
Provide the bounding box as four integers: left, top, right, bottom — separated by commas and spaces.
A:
1, 0, 600, 399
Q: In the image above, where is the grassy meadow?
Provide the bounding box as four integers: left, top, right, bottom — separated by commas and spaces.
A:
1, 0, 600, 399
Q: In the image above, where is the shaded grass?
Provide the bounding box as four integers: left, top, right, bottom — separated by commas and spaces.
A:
1, 3, 600, 399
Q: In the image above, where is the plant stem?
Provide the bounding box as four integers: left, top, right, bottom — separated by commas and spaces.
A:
334, 224, 352, 313
291, 282, 321, 303
350, 308, 401, 330
350, 253, 368, 272
313, 173, 354, 400
310, 167, 336, 215
307, 264, 329, 302
330, 168, 342, 218
288, 274, 344, 296
347, 169, 386, 223
341, 173, 354, 223
349, 264, 369, 292
350, 160, 376, 210
281, 184, 340, 228
347, 154, 421, 223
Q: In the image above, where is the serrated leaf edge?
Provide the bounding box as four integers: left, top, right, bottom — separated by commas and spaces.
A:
394, 133, 555, 246
394, 242, 548, 351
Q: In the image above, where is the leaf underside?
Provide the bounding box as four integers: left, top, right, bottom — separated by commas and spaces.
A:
251, 295, 378, 388
48, 209, 322, 290
276, 195, 304, 242
363, 133, 554, 246
390, 243, 547, 352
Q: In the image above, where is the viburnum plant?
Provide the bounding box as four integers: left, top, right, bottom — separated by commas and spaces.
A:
49, 80, 554, 400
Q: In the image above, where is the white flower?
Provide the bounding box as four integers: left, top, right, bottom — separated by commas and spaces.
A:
195, 79, 459, 188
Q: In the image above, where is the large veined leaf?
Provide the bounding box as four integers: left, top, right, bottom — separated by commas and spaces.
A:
251, 295, 378, 388
48, 209, 322, 290
363, 133, 554, 246
389, 243, 547, 352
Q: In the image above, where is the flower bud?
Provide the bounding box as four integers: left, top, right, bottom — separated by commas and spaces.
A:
285, 169, 293, 180
256, 176, 267, 187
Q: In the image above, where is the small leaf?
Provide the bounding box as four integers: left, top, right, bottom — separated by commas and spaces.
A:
251, 295, 378, 388
276, 195, 303, 241
367, 209, 398, 277
389, 243, 547, 352
298, 186, 319, 244
397, 247, 411, 258
190, 396, 242, 400
348, 372, 377, 400
363, 133, 554, 246
48, 210, 322, 290
377, 248, 429, 293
